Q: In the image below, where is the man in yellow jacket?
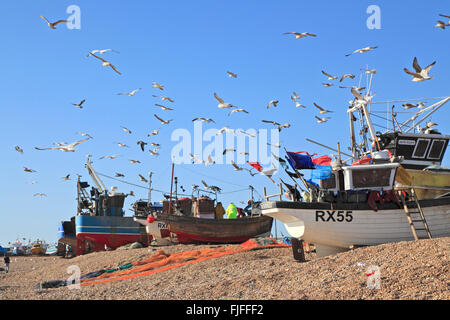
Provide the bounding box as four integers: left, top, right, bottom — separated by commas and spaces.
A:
225, 203, 238, 219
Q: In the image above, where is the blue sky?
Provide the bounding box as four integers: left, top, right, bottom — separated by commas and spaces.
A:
1, 0, 449, 246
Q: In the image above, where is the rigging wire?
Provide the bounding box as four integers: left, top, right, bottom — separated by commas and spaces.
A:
176, 164, 249, 188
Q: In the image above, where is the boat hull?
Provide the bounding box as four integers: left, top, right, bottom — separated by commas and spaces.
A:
75, 215, 151, 254
260, 197, 450, 256
158, 215, 274, 244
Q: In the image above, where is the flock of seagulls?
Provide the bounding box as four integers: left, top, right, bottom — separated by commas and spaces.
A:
14, 12, 448, 198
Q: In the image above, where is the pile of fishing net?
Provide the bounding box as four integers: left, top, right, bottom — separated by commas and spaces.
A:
36, 237, 289, 289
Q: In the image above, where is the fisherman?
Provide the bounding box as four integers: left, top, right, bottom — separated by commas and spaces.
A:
225, 203, 238, 219
3, 254, 10, 273
214, 202, 225, 219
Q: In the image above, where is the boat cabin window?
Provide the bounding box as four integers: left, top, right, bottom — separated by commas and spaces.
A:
427, 139, 446, 160
411, 138, 430, 159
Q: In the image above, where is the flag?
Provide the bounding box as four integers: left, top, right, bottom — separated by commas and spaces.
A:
312, 155, 332, 166
285, 169, 303, 179
310, 164, 332, 180
280, 179, 301, 201
248, 162, 263, 172
286, 152, 315, 170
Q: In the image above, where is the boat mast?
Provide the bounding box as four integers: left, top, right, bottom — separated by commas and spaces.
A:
168, 162, 175, 214
147, 171, 153, 209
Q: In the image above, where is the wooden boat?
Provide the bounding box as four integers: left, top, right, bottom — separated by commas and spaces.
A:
157, 214, 273, 244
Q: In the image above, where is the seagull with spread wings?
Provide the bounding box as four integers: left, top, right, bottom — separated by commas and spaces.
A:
192, 117, 215, 123
121, 126, 132, 134
214, 93, 236, 109
34, 193, 47, 197
201, 180, 221, 192
116, 142, 129, 148
322, 83, 333, 87
137, 141, 147, 152
88, 53, 121, 75
283, 32, 317, 39
152, 82, 164, 90
360, 68, 377, 74
155, 104, 174, 111
62, 174, 71, 181
154, 114, 173, 125
35, 138, 90, 152
72, 99, 86, 109
117, 88, 141, 96
87, 49, 120, 57
267, 100, 279, 109
99, 155, 120, 160
129, 159, 141, 164
223, 148, 236, 155
23, 167, 36, 173
228, 108, 249, 116
139, 174, 148, 183
40, 15, 69, 29
321, 71, 338, 80
227, 71, 237, 78
313, 103, 333, 114
152, 95, 174, 103
315, 116, 331, 123
261, 120, 291, 132
340, 74, 355, 82
148, 129, 159, 137
231, 161, 243, 171
403, 57, 436, 82
115, 173, 125, 178
15, 146, 24, 154
345, 46, 378, 57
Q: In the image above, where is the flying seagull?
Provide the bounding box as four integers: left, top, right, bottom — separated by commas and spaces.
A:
152, 82, 164, 90
117, 88, 141, 96
321, 71, 338, 80
115, 173, 125, 178
72, 99, 86, 109
139, 174, 148, 183
345, 46, 378, 57
193, 117, 215, 123
228, 108, 249, 116
62, 174, 71, 181
148, 129, 159, 136
152, 95, 174, 103
33, 193, 47, 197
214, 93, 236, 109
154, 114, 173, 125
121, 126, 132, 134
149, 149, 159, 156
315, 116, 331, 123
201, 180, 221, 192
402, 103, 418, 110
23, 167, 36, 173
227, 71, 237, 78
129, 159, 141, 164
15, 146, 24, 154
39, 16, 69, 29
403, 57, 436, 82
267, 100, 279, 109
435, 20, 450, 29
223, 148, 236, 155
216, 127, 234, 135
283, 32, 317, 39
87, 49, 120, 57
137, 141, 147, 152
313, 103, 333, 114
88, 53, 121, 75
77, 132, 94, 139
261, 120, 291, 132
231, 161, 243, 171
116, 142, 129, 148
340, 74, 355, 82
155, 104, 174, 111
322, 83, 333, 87
35, 138, 90, 152
99, 155, 120, 160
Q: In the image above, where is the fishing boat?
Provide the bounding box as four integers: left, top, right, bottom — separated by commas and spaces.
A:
260, 76, 450, 257
30, 240, 47, 255
135, 165, 273, 244
58, 158, 150, 256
